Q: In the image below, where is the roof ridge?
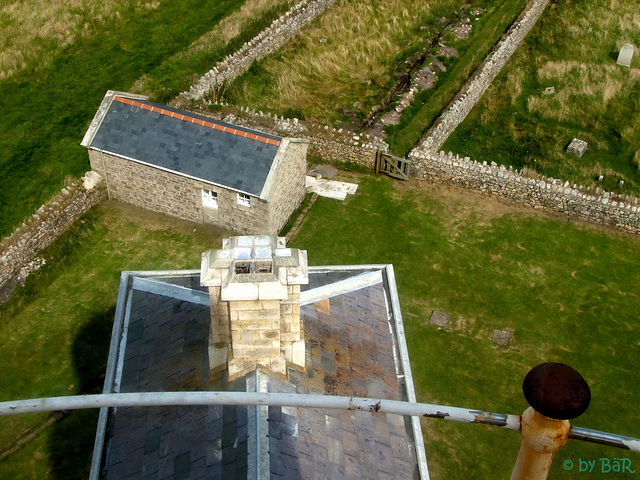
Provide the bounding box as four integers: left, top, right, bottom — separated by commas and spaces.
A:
113, 96, 281, 147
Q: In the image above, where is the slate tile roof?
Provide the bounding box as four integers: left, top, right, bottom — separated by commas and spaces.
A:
92, 268, 425, 479
83, 92, 282, 197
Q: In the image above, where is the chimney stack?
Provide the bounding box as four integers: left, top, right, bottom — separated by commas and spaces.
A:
200, 236, 308, 378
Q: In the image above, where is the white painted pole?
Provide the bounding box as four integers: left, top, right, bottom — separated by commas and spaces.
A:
0, 391, 513, 423
1, 392, 638, 452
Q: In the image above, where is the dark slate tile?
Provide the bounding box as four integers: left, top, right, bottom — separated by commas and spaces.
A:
321, 349, 337, 376
102, 272, 420, 480
89, 98, 281, 196
270, 452, 284, 476
143, 426, 162, 455
173, 452, 190, 480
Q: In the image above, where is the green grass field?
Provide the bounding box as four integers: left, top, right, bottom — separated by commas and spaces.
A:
385, 0, 528, 157
2, 0, 640, 477
2, 175, 638, 478
0, 202, 226, 479
220, 0, 475, 124
0, 0, 292, 238
443, 0, 640, 196
290, 173, 640, 478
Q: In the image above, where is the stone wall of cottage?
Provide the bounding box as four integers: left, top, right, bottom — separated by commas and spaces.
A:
266, 139, 309, 233
419, 0, 550, 154
0, 174, 106, 289
89, 150, 290, 235
184, 0, 337, 100
409, 150, 640, 233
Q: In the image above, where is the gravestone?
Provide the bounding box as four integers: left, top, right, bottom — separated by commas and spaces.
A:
617, 44, 634, 67
566, 138, 588, 158
429, 309, 450, 328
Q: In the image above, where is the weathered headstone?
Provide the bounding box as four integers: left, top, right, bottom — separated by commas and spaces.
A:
566, 138, 588, 158
492, 329, 512, 345
617, 44, 634, 67
429, 309, 450, 328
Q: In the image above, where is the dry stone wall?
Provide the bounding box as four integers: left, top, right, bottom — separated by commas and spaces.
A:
210, 106, 388, 167
208, 105, 640, 234
419, 0, 550, 153
410, 150, 640, 233
184, 0, 337, 100
0, 173, 107, 289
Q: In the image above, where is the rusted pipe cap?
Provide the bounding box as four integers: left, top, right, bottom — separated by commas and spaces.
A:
522, 363, 590, 420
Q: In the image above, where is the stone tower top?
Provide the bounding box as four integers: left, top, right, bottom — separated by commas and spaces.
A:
200, 235, 308, 301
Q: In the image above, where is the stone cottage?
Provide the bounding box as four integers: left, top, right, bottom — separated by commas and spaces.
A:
90, 235, 428, 479
81, 91, 309, 235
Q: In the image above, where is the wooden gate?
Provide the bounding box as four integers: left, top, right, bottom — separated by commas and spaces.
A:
375, 151, 411, 180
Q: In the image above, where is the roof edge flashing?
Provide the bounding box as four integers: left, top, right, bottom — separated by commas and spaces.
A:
81, 91, 148, 148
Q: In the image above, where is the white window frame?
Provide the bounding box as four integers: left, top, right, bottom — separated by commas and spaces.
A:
237, 193, 251, 207
202, 189, 218, 209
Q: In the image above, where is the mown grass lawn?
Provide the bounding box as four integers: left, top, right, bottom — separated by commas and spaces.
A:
444, 0, 640, 196
289, 172, 640, 479
1, 175, 639, 478
0, 202, 226, 479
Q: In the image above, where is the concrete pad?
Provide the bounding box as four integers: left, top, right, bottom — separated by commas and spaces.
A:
305, 176, 358, 200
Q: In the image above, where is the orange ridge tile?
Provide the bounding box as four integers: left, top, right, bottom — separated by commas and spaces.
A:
112, 96, 280, 146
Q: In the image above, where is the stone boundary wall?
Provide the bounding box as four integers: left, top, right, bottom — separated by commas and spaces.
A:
418, 0, 550, 154
0, 174, 106, 289
184, 0, 337, 100
209, 106, 388, 167
209, 105, 640, 234
410, 151, 640, 233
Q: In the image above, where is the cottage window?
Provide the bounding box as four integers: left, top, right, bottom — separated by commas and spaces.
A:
237, 193, 251, 207
202, 189, 218, 209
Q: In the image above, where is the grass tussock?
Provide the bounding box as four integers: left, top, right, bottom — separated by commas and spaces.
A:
130, 0, 291, 99
223, 0, 467, 123
444, 0, 640, 195
0, 0, 164, 79
529, 62, 640, 123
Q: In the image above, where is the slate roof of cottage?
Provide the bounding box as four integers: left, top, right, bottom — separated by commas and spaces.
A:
90, 267, 427, 479
81, 91, 282, 197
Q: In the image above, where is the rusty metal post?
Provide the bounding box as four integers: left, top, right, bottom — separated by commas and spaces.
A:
511, 363, 591, 480
511, 407, 570, 479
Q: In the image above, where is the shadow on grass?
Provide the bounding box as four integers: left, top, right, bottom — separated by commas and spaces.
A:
47, 307, 115, 479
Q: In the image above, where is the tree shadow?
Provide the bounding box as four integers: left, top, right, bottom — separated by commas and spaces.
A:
47, 306, 115, 479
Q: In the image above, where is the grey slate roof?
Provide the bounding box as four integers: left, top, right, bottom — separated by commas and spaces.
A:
83, 92, 282, 197
91, 268, 425, 479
